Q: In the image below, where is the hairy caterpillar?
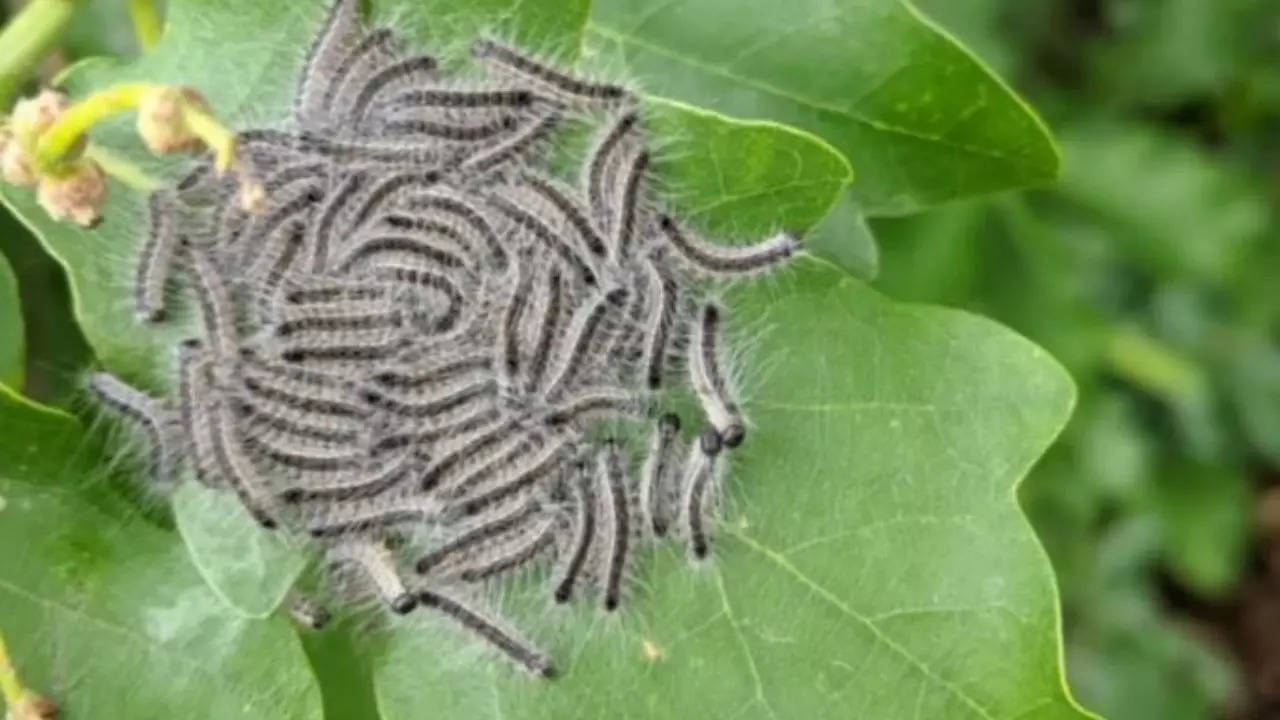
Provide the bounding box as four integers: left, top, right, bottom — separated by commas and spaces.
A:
96, 0, 802, 678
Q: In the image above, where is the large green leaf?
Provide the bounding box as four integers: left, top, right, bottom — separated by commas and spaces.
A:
0, 248, 23, 389
373, 258, 1087, 720
0, 387, 324, 720
586, 0, 1059, 216
0, 1, 1084, 717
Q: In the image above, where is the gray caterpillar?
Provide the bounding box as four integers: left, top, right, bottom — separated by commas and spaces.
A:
94, 0, 799, 677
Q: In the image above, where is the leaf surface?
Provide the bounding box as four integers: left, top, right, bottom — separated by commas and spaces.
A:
0, 250, 23, 389
172, 480, 310, 617
586, 0, 1059, 215
0, 387, 323, 720
372, 258, 1088, 720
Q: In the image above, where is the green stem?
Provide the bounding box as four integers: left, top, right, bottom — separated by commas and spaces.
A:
33, 83, 238, 175
32, 82, 159, 172
0, 0, 79, 111
180, 100, 236, 172
127, 0, 163, 50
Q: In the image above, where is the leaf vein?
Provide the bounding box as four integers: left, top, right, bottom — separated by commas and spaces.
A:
729, 530, 999, 720
715, 570, 779, 720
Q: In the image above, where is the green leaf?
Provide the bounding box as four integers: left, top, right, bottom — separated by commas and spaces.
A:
1083, 0, 1275, 109
0, 384, 89, 483
1225, 337, 1280, 466
368, 0, 590, 58
910, 0, 1017, 75
0, 248, 23, 390
1061, 515, 1239, 720
0, 388, 324, 720
1154, 463, 1251, 598
0, 1, 1083, 717
1056, 121, 1268, 282
0, 207, 92, 406
645, 97, 854, 237
172, 480, 310, 618
804, 188, 880, 280
374, 258, 1087, 719
62, 0, 143, 60
586, 0, 1059, 215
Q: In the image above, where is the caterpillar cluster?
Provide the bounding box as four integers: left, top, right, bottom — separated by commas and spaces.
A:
88, 0, 799, 677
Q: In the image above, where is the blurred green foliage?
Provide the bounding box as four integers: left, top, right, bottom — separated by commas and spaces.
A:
892, 0, 1280, 716
0, 0, 1276, 718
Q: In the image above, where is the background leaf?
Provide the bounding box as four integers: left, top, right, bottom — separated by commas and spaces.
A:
0, 208, 92, 405
585, 0, 1060, 216
0, 248, 23, 390
863, 1, 1280, 711
0, 388, 324, 720
1154, 463, 1251, 598
1055, 121, 1268, 283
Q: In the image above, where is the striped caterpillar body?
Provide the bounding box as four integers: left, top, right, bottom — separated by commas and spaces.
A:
95, 0, 800, 678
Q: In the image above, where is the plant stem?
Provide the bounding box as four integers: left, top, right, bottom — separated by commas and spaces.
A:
0, 0, 79, 111
180, 100, 236, 172
32, 82, 159, 172
126, 0, 163, 50
32, 83, 238, 176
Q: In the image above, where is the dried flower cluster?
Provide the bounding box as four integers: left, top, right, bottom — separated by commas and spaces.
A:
1, 89, 104, 227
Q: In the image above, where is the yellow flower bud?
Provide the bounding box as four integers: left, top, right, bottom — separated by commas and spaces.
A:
37, 160, 107, 228
137, 86, 211, 155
